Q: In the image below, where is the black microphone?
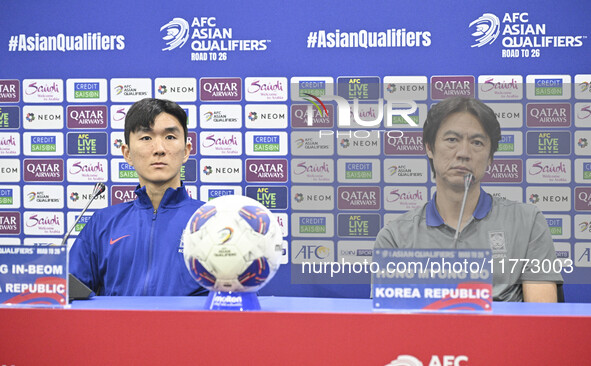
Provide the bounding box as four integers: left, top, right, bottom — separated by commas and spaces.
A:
453, 173, 473, 247
61, 182, 106, 246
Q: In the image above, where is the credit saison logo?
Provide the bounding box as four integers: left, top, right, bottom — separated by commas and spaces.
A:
299, 80, 326, 97
207, 188, 234, 201
74, 214, 92, 233
253, 135, 279, 152
345, 162, 372, 179
299, 217, 327, 234
245, 132, 288, 159
161, 17, 269, 61
498, 134, 515, 152
74, 82, 100, 99
119, 162, 138, 179
30, 135, 55, 152
546, 218, 563, 236
534, 79, 562, 97
583, 161, 591, 181
0, 188, 14, 205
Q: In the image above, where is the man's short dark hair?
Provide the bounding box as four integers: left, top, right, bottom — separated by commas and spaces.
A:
124, 98, 188, 145
423, 97, 501, 176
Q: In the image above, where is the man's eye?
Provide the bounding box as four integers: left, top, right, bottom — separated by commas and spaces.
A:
473, 140, 484, 146
140, 136, 151, 141
166, 135, 177, 140
446, 137, 457, 142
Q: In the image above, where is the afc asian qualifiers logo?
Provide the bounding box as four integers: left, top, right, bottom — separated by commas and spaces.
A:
386, 354, 468, 366
469, 13, 501, 47
161, 18, 190, 51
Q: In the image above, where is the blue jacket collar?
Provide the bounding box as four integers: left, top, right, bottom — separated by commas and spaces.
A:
134, 184, 189, 209
426, 187, 492, 227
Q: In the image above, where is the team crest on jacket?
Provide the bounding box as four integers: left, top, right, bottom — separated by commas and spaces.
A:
488, 231, 507, 257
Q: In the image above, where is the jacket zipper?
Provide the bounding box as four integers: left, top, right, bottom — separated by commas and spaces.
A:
141, 208, 158, 295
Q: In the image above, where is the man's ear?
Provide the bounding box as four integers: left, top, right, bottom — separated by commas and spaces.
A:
425, 143, 434, 160
183, 140, 192, 164
121, 144, 133, 166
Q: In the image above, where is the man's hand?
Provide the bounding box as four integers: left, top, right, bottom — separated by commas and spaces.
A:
522, 282, 558, 302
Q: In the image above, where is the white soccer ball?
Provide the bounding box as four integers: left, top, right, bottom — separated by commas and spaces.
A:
182, 195, 283, 292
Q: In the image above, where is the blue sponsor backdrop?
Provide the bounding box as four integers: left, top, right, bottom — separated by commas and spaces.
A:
1, 0, 591, 301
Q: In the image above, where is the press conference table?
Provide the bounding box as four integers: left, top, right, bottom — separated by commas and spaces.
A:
2, 296, 591, 365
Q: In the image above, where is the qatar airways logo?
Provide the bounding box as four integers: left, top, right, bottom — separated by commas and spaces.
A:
200, 78, 241, 101
384, 186, 428, 211
526, 103, 570, 127
111, 185, 136, 204
482, 159, 522, 183
527, 159, 570, 184
431, 76, 475, 100
245, 77, 287, 101
0, 80, 19, 102
23, 159, 64, 182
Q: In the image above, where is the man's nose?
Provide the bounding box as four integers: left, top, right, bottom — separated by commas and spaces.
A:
153, 137, 166, 155
456, 139, 471, 159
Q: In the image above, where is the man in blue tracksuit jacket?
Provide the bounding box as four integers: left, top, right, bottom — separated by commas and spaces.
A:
69, 98, 206, 296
